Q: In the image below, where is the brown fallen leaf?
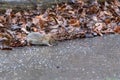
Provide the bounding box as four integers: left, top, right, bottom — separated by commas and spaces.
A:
5, 9, 12, 16
0, 16, 6, 23
114, 26, 120, 34
10, 39, 27, 47
104, 18, 111, 25
0, 23, 4, 27
94, 23, 105, 36
35, 15, 48, 29
68, 19, 80, 27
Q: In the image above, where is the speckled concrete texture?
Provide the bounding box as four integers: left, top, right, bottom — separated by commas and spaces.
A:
0, 34, 120, 80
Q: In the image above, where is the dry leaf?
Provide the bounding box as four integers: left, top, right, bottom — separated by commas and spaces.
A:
114, 26, 120, 34
0, 23, 4, 27
69, 19, 80, 27
5, 9, 12, 16
94, 23, 105, 36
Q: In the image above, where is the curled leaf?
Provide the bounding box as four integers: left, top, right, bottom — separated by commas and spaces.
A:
114, 26, 120, 34
68, 19, 80, 27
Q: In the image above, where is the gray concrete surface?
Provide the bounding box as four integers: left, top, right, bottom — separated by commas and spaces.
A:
0, 34, 120, 80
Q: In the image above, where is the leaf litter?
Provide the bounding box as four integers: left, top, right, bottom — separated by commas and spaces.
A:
0, 0, 120, 50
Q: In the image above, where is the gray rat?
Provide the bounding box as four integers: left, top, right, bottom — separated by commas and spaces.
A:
26, 32, 55, 46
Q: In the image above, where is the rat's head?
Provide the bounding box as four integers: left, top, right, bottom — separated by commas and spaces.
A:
44, 33, 57, 44
45, 33, 54, 40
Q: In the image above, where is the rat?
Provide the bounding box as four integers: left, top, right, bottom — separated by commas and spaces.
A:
26, 32, 55, 46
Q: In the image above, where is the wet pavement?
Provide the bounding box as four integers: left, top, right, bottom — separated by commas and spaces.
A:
0, 34, 120, 80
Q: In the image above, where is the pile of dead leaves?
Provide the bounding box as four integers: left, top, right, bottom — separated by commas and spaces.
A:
0, 0, 120, 50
